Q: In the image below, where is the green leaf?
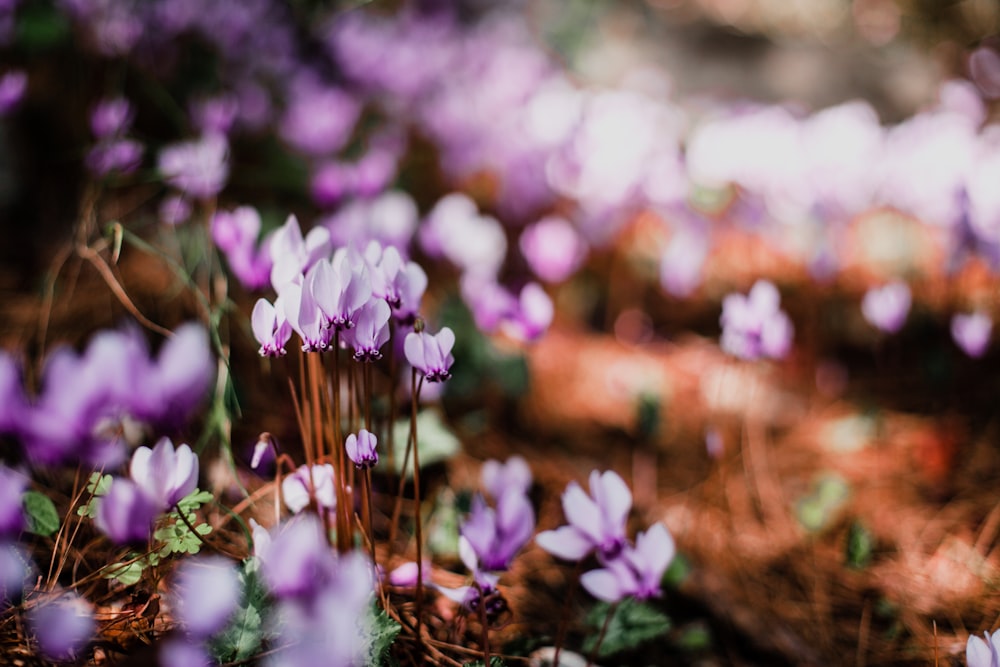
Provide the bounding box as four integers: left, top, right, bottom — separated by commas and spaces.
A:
794, 474, 850, 533
662, 552, 691, 588
103, 559, 145, 587
846, 521, 874, 569
675, 623, 711, 651
23, 491, 60, 537
209, 559, 270, 663
389, 411, 461, 477
365, 606, 401, 667
582, 598, 671, 658
177, 489, 214, 513
78, 473, 114, 518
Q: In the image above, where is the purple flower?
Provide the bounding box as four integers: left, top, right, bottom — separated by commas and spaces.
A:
968, 630, 1000, 667
502, 283, 554, 342
160, 638, 212, 667
86, 138, 144, 176
158, 133, 230, 199
0, 70, 26, 115
536, 470, 631, 562
0, 351, 25, 434
130, 437, 199, 509
282, 282, 330, 353
190, 95, 238, 135
140, 323, 215, 423
307, 253, 370, 332
459, 492, 535, 573
95, 478, 159, 544
404, 327, 455, 382
0, 542, 31, 604
0, 465, 27, 537
252, 297, 292, 357
345, 429, 378, 469
719, 280, 794, 360
211, 206, 274, 289
970, 46, 1000, 100
172, 555, 241, 637
159, 195, 192, 226
269, 214, 332, 290
580, 522, 675, 603
90, 97, 133, 139
861, 281, 911, 334
279, 79, 360, 157
952, 312, 992, 358
660, 227, 709, 298
345, 298, 391, 362
519, 216, 586, 283
281, 464, 336, 516
310, 161, 352, 207
28, 593, 95, 661
481, 456, 531, 501
259, 515, 337, 599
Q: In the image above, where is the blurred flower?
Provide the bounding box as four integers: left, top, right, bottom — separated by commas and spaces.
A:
519, 216, 586, 283
404, 327, 455, 383
90, 97, 133, 139
130, 437, 199, 509
580, 523, 675, 603
190, 95, 238, 135
279, 78, 360, 157
282, 281, 329, 353
967, 630, 1000, 667
459, 492, 535, 573
951, 312, 992, 358
160, 638, 212, 667
86, 138, 143, 177
970, 46, 1000, 100
0, 465, 26, 537
0, 542, 31, 604
345, 429, 378, 469
259, 515, 337, 599
159, 195, 192, 226
281, 464, 336, 516
536, 470, 631, 563
0, 70, 26, 114
95, 478, 159, 544
720, 280, 794, 360
481, 456, 531, 501
137, 323, 215, 425
252, 297, 293, 357
28, 592, 95, 661
211, 206, 274, 290
0, 351, 25, 434
158, 134, 230, 199
660, 226, 709, 298
502, 283, 553, 342
172, 555, 241, 637
269, 214, 331, 291
861, 281, 911, 334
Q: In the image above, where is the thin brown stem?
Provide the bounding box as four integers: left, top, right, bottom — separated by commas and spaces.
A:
588, 602, 618, 666
411, 369, 425, 653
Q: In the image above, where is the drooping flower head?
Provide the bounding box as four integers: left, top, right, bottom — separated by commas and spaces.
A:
459, 492, 535, 573
719, 279, 794, 360
345, 429, 378, 469
307, 253, 370, 332
345, 298, 391, 362
130, 437, 199, 510
158, 133, 230, 200
580, 522, 675, 603
281, 464, 336, 517
481, 455, 532, 502
252, 297, 293, 357
861, 281, 911, 334
404, 327, 455, 382
536, 469, 632, 563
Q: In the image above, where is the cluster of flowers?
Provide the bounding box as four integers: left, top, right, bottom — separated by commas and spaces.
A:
0, 323, 213, 467
537, 470, 675, 603
719, 279, 992, 362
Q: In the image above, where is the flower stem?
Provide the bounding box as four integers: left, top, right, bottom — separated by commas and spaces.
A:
588, 601, 618, 666
411, 368, 425, 650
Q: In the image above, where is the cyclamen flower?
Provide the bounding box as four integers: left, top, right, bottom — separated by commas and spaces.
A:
345, 429, 378, 469
481, 456, 531, 501
28, 593, 95, 662
0, 542, 31, 604
0, 70, 26, 115
281, 464, 336, 516
259, 515, 338, 600
90, 97, 133, 139
307, 254, 370, 332
0, 465, 27, 537
172, 556, 241, 637
158, 133, 230, 200
861, 281, 911, 334
952, 312, 992, 358
459, 492, 535, 573
346, 299, 391, 361
252, 297, 292, 357
967, 629, 1000, 667
519, 216, 586, 283
536, 470, 632, 563
502, 283, 554, 342
580, 523, 675, 603
130, 437, 199, 509
94, 478, 159, 545
269, 215, 332, 291
211, 206, 274, 290
404, 327, 455, 382
719, 280, 794, 360
282, 282, 329, 353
